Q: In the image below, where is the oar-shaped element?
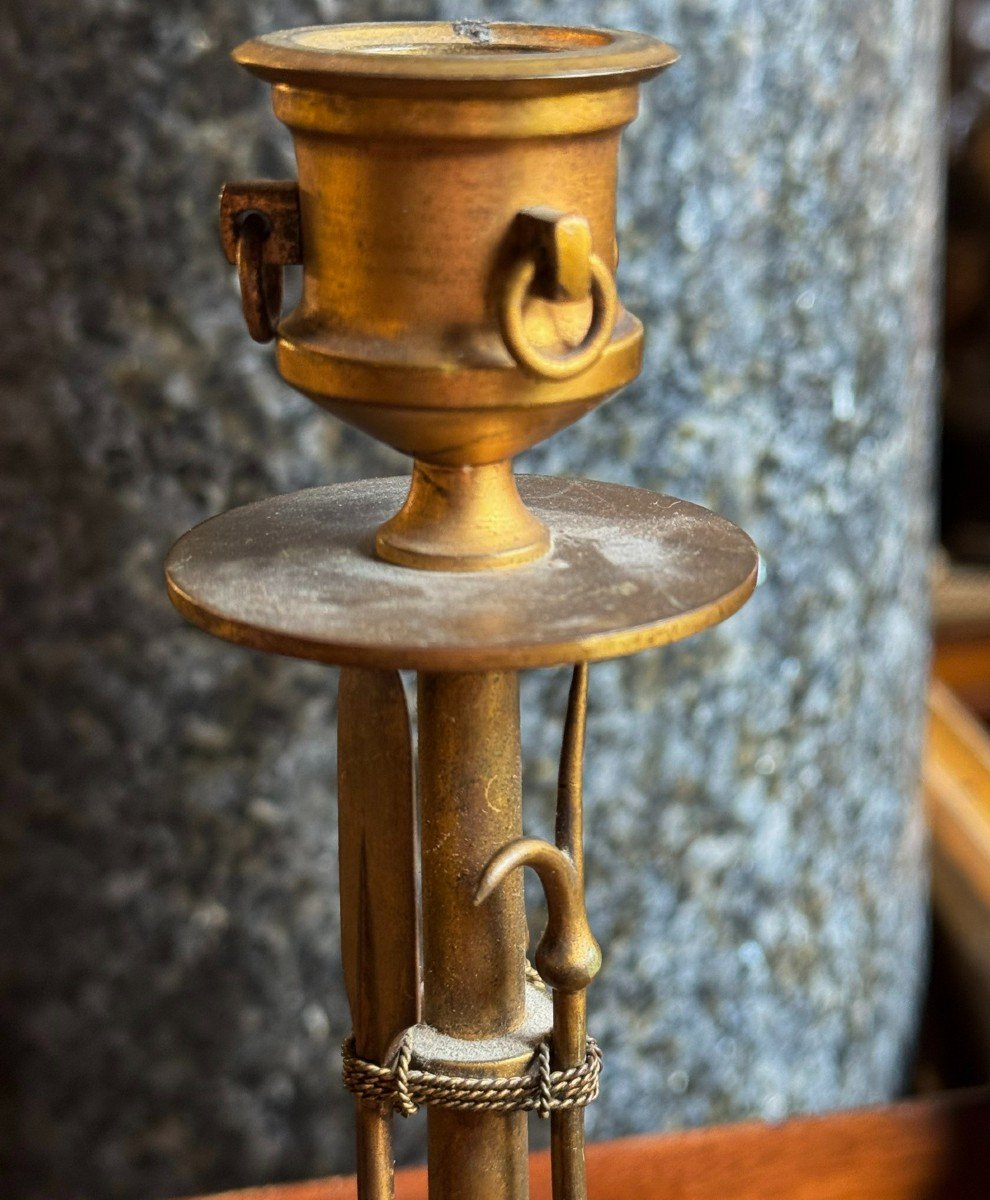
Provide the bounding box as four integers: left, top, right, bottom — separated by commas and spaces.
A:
476, 664, 599, 1200
338, 668, 420, 1200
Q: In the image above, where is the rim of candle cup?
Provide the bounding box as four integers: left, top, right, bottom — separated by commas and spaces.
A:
234, 22, 678, 91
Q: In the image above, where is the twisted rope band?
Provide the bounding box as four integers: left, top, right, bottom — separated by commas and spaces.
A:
342, 1034, 602, 1120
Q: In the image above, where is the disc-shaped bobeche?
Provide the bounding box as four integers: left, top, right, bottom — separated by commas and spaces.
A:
166, 477, 758, 672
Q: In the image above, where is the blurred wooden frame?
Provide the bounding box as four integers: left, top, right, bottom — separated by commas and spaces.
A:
927, 632, 990, 1082
928, 556, 990, 1076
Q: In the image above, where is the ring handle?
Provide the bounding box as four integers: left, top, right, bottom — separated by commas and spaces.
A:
498, 207, 619, 382
236, 214, 284, 343
219, 181, 303, 345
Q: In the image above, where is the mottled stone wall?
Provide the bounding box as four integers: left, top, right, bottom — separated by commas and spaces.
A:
0, 3, 944, 1199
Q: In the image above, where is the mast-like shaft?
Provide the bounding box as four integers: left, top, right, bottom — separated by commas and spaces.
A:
552, 662, 591, 1200
418, 671, 529, 1200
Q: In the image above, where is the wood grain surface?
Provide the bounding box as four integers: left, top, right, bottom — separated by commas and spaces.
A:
184, 1088, 990, 1200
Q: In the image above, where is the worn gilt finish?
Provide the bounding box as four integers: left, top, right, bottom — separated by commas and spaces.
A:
166, 20, 756, 1200
477, 664, 597, 1200
227, 21, 677, 572
337, 669, 419, 1200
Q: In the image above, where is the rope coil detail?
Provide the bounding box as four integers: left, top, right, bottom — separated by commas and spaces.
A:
342, 1033, 602, 1120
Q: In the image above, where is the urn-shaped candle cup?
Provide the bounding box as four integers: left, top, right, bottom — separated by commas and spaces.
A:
224, 22, 677, 569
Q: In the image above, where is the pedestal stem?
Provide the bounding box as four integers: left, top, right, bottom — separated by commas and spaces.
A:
418, 671, 530, 1200
377, 461, 550, 571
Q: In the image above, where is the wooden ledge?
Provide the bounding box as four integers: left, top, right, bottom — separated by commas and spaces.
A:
186, 1087, 990, 1200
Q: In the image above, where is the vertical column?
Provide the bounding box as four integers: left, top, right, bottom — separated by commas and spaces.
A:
418, 671, 529, 1200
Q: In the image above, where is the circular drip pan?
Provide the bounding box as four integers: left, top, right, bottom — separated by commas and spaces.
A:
166, 476, 758, 672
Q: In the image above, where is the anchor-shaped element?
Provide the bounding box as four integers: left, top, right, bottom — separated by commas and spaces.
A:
475, 663, 600, 1200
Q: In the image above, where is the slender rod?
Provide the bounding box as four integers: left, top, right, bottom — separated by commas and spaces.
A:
418, 670, 530, 1200
356, 1105, 394, 1200
556, 662, 589, 887
552, 662, 590, 1200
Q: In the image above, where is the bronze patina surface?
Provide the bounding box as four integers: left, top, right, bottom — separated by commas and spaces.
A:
165, 475, 758, 672
233, 22, 676, 87
337, 669, 419, 1200
418, 671, 529, 1200
223, 22, 676, 570
166, 21, 756, 1200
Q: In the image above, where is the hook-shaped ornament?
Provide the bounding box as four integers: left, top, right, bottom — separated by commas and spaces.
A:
475, 837, 601, 994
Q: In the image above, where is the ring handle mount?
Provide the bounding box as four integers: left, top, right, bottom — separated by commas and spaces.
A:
219, 180, 302, 343
499, 207, 619, 382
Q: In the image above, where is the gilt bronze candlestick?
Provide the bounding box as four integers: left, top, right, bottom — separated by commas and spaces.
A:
165, 21, 758, 1200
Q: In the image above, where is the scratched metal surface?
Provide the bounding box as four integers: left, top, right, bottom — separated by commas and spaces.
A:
166, 477, 758, 669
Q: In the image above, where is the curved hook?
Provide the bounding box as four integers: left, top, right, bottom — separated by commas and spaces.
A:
476, 836, 601, 994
